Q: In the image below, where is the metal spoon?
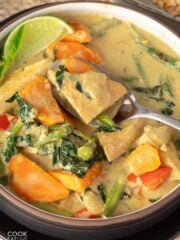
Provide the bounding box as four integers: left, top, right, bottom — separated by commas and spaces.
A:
90, 63, 180, 130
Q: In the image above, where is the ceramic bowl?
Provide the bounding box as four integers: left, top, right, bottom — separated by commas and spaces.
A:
0, 2, 179, 239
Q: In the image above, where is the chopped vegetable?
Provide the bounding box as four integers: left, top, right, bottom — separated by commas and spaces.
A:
175, 137, 180, 150
6, 93, 37, 128
97, 120, 145, 161
0, 26, 24, 82
63, 22, 92, 43
103, 180, 125, 217
9, 153, 69, 202
50, 162, 103, 192
132, 55, 148, 85
32, 202, 74, 217
52, 139, 89, 178
63, 59, 93, 73
127, 143, 161, 175
21, 77, 64, 126
128, 166, 172, 190
34, 122, 72, 147
1, 135, 18, 162
0, 115, 10, 130
96, 114, 120, 132
47, 41, 102, 64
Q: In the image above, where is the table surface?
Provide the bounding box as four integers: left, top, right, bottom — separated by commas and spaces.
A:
0, 1, 180, 240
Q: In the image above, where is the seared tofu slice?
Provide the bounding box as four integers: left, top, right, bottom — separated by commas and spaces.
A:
97, 119, 145, 161
50, 70, 127, 124
0, 59, 51, 114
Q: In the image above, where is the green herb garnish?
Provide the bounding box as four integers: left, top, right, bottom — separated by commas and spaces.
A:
0, 26, 24, 82
6, 92, 37, 127
56, 65, 65, 87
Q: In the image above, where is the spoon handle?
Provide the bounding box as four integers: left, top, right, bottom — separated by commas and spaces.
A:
129, 106, 180, 130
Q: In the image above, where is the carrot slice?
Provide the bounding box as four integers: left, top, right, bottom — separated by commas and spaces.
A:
63, 22, 92, 43
63, 59, 93, 73
47, 41, 102, 64
127, 166, 172, 190
50, 162, 103, 193
9, 153, 69, 202
21, 76, 64, 126
140, 166, 172, 190
127, 143, 161, 175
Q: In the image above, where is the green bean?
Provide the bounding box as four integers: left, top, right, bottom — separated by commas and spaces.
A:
103, 180, 125, 217
32, 202, 74, 217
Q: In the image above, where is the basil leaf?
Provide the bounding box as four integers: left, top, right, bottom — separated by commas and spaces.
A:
0, 26, 24, 82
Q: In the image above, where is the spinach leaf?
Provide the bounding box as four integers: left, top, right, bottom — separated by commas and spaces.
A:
133, 76, 175, 116
96, 114, 120, 132
15, 134, 33, 147
0, 26, 24, 82
56, 65, 65, 87
132, 56, 148, 86
97, 183, 106, 202
52, 139, 89, 178
6, 93, 37, 127
35, 122, 72, 147
1, 135, 18, 162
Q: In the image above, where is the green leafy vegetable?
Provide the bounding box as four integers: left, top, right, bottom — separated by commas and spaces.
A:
52, 139, 89, 178
0, 26, 24, 82
15, 134, 33, 147
34, 122, 72, 147
32, 202, 74, 217
77, 143, 94, 161
133, 75, 175, 116
1, 135, 18, 162
97, 183, 106, 202
6, 93, 37, 127
96, 114, 120, 132
132, 55, 148, 85
0, 176, 8, 186
103, 180, 125, 217
56, 65, 65, 87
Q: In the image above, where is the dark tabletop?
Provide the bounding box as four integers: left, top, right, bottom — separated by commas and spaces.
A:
0, 1, 180, 240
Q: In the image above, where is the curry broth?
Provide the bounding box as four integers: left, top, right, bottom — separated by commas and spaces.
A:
0, 13, 179, 218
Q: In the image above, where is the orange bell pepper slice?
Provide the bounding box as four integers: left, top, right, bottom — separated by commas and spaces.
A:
9, 153, 69, 202
47, 41, 102, 64
127, 143, 161, 176
128, 166, 172, 190
21, 76, 64, 126
49, 162, 103, 193
62, 22, 92, 43
63, 59, 93, 73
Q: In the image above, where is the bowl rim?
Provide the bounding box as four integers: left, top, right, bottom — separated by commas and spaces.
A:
0, 0, 179, 228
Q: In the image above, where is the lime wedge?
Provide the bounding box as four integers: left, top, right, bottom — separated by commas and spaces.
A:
4, 16, 73, 65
